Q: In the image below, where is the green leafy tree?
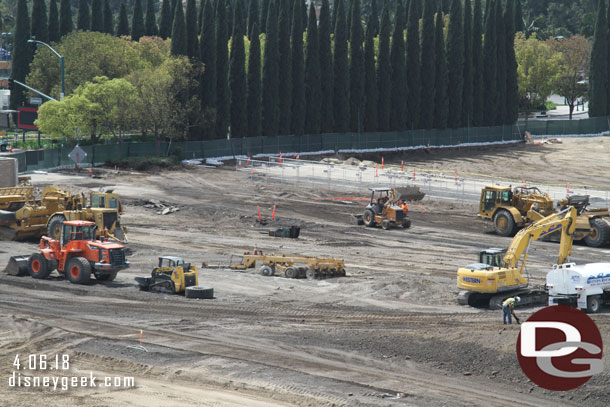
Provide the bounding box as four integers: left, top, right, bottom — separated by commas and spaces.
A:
434, 4, 448, 129
462, 0, 473, 126
319, 0, 333, 133
333, 0, 349, 132
246, 23, 261, 137
31, 0, 48, 42
159, 0, 173, 39
494, 0, 506, 124
377, 0, 391, 131
419, 0, 435, 129
117, 3, 129, 36
48, 0, 60, 43
145, 0, 158, 36
363, 10, 377, 132
103, 0, 114, 35
215, 0, 229, 138
171, 0, 186, 55
406, 0, 421, 128
186, 0, 199, 58
482, 0, 497, 125
262, 0, 279, 136
349, 0, 363, 131
200, 0, 216, 113
290, 0, 305, 135
505, 0, 519, 124
304, 1, 320, 134
10, 0, 32, 109
77, 0, 90, 31
548, 35, 591, 119
229, 0, 247, 138
472, 0, 483, 126
390, 1, 406, 130
60, 0, 74, 38
131, 0, 145, 41
446, 0, 464, 128
277, 0, 292, 134
515, 33, 561, 120
90, 0, 103, 32
247, 0, 259, 38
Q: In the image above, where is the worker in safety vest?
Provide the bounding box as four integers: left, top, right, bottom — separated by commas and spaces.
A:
502, 296, 520, 324
399, 200, 408, 214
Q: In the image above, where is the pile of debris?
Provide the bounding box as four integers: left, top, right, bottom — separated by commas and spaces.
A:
142, 199, 180, 215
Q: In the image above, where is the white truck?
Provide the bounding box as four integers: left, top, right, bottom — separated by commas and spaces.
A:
546, 262, 610, 313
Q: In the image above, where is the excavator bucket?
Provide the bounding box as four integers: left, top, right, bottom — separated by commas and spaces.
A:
4, 256, 29, 276
394, 186, 425, 202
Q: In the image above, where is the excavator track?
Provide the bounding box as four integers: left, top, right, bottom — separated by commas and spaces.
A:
488, 288, 548, 310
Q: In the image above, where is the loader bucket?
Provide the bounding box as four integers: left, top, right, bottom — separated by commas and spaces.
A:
134, 277, 152, 290
394, 186, 426, 202
4, 256, 30, 276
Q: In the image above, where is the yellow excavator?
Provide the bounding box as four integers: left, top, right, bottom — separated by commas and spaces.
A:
457, 206, 578, 309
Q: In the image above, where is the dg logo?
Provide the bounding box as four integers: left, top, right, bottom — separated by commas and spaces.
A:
517, 305, 604, 391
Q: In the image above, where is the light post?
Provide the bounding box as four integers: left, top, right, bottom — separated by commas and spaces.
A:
27, 39, 64, 100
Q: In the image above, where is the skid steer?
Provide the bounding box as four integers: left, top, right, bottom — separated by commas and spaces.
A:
135, 256, 212, 298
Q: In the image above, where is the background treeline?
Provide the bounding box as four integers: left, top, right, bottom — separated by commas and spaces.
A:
10, 0, 523, 143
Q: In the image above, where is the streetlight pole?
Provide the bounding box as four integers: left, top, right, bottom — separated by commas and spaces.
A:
27, 39, 64, 100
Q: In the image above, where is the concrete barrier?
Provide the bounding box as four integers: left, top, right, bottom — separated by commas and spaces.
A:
0, 157, 18, 187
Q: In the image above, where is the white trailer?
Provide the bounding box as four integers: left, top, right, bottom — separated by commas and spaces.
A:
546, 262, 610, 313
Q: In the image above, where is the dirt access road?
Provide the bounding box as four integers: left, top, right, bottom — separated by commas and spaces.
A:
1, 137, 609, 406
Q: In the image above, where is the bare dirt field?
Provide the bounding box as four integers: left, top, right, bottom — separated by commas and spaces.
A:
1, 137, 609, 406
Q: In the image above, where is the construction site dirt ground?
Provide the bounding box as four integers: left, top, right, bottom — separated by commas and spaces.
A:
1, 136, 610, 406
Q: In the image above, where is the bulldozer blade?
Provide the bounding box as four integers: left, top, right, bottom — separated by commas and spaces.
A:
394, 187, 426, 202
4, 256, 30, 276
134, 277, 152, 290
0, 210, 16, 226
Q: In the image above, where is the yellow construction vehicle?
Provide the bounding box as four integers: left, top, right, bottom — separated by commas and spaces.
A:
478, 185, 610, 247
135, 256, 210, 298
457, 206, 578, 309
353, 187, 413, 230
230, 250, 346, 279
0, 186, 127, 242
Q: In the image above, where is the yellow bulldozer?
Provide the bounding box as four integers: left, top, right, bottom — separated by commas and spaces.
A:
0, 186, 127, 242
478, 185, 610, 247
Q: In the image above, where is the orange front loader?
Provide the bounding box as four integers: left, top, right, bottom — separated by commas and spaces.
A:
7, 220, 129, 284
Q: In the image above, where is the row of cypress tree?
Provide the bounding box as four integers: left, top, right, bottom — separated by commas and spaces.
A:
588, 0, 610, 117
11, 0, 522, 139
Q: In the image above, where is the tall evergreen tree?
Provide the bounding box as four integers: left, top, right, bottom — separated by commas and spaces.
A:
226, 1, 234, 37
332, 0, 343, 34
48, 0, 60, 43
346, 0, 352, 38
260, 0, 269, 33
377, 0, 391, 131
462, 0, 473, 126
77, 0, 90, 31
116, 3, 129, 36
514, 0, 524, 32
262, 0, 279, 136
404, 0, 409, 29
405, 0, 421, 128
199, 0, 216, 113
482, 0, 497, 124
333, 0, 349, 132
229, 0, 247, 138
442, 0, 450, 14
131, 0, 145, 41
363, 10, 378, 132
246, 22, 261, 137
277, 0, 292, 134
103, 0, 113, 34
300, 0, 306, 33
90, 0, 102, 32
145, 0, 158, 36
419, 0, 435, 130
215, 0, 229, 137
369, 0, 379, 36
247, 0, 259, 38
349, 0, 363, 131
590, 0, 608, 116
319, 0, 333, 132
159, 0, 172, 39
390, 1, 406, 130
171, 0, 178, 24
446, 0, 464, 128
59, 0, 73, 38
290, 0, 305, 135
494, 0, 506, 125
472, 0, 484, 126
198, 0, 204, 33
606, 1, 610, 114
304, 1, 321, 134
171, 0, 186, 54
186, 0, 199, 57
10, 0, 31, 109
31, 0, 48, 42
505, 0, 518, 124
434, 5, 448, 129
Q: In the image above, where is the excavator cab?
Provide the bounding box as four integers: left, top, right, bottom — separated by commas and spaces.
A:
479, 248, 507, 268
